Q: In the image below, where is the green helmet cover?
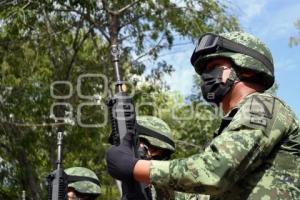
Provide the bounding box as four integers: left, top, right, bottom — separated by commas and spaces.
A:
137, 116, 175, 153
193, 31, 275, 89
65, 167, 101, 195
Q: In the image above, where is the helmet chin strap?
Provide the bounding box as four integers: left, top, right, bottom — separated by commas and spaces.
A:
219, 68, 240, 106
228, 67, 239, 83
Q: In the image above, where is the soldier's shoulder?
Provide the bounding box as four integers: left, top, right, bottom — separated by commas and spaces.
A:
239, 92, 294, 117
229, 92, 296, 132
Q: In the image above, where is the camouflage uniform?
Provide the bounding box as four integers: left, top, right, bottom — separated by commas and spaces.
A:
137, 116, 176, 200
149, 32, 300, 199
175, 192, 210, 200
65, 167, 101, 196
137, 116, 210, 200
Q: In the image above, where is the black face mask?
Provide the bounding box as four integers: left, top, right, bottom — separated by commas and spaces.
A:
200, 67, 235, 105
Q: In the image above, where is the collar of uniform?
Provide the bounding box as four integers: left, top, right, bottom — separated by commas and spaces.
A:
215, 92, 261, 137
224, 91, 261, 117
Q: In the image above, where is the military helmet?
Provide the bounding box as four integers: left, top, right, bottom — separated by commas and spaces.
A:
191, 31, 274, 89
65, 167, 101, 195
136, 116, 175, 153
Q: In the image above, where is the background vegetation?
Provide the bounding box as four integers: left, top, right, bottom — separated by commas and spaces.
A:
0, 0, 239, 199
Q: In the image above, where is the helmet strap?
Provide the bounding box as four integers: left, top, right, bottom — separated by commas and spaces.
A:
228, 67, 239, 82
67, 175, 100, 186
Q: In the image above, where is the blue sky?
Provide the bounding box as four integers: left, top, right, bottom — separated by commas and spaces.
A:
162, 0, 300, 117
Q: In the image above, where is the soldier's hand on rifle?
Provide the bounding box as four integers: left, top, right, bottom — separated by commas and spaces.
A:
106, 132, 139, 181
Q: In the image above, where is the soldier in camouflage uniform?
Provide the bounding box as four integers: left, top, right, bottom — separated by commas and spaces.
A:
136, 116, 176, 200
137, 116, 209, 200
106, 31, 300, 199
137, 116, 175, 161
65, 167, 101, 200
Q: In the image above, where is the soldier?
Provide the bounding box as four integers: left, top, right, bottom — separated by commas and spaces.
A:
137, 116, 175, 161
65, 167, 101, 200
136, 116, 176, 200
114, 115, 177, 199
137, 116, 209, 200
106, 31, 300, 199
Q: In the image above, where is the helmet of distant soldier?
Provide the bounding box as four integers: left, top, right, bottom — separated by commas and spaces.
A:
65, 167, 101, 195
137, 116, 175, 153
193, 31, 274, 90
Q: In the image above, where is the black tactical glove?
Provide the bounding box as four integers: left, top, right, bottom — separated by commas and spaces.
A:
106, 133, 139, 181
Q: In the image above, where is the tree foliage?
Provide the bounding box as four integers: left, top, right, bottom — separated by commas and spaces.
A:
289, 19, 300, 46
0, 0, 239, 199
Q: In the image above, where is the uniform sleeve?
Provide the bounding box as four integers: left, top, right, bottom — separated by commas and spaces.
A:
151, 185, 176, 200
150, 94, 294, 196
174, 192, 210, 200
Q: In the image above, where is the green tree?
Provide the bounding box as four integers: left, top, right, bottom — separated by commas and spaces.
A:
0, 1, 239, 199
289, 19, 300, 46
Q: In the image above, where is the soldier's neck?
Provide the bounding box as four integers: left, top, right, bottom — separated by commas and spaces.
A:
221, 82, 258, 114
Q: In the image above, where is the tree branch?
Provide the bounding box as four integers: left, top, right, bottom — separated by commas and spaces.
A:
91, 36, 110, 77
118, 14, 143, 32
63, 17, 82, 81
64, 26, 92, 81
54, 4, 110, 42
95, 20, 110, 42
1, 121, 69, 127
0, 124, 11, 154
42, 8, 61, 68
101, 0, 114, 14
117, 0, 142, 15
133, 32, 166, 61
21, 0, 32, 10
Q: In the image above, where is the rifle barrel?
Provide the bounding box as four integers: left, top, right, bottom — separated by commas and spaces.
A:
57, 132, 63, 169
111, 44, 123, 92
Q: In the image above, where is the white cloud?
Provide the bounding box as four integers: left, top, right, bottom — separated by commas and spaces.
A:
233, 0, 300, 41
228, 0, 268, 24
140, 40, 196, 97
274, 56, 299, 72
258, 8, 300, 41
165, 65, 195, 96
163, 49, 195, 96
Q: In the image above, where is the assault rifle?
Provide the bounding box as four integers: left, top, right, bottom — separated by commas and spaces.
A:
47, 131, 68, 200
108, 44, 150, 200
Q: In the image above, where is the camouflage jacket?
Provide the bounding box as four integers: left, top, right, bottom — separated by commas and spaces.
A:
151, 185, 209, 200
149, 92, 300, 199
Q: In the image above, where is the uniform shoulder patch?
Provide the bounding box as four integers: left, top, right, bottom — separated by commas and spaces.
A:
249, 95, 275, 119
247, 95, 275, 128
249, 115, 268, 127
226, 94, 276, 131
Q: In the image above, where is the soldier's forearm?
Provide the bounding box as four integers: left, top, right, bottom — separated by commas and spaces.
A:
133, 160, 151, 184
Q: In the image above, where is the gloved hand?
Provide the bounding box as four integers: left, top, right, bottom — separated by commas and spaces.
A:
106, 133, 139, 181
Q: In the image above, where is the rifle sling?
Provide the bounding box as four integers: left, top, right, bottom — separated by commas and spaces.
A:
215, 107, 239, 137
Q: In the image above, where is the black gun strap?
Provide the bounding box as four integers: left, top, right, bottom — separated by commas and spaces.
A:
136, 124, 175, 148
214, 107, 239, 137
67, 175, 100, 186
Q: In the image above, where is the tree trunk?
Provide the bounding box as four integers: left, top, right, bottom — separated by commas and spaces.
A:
17, 148, 42, 200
